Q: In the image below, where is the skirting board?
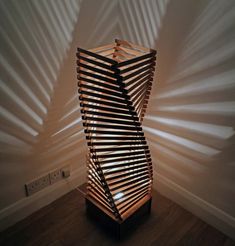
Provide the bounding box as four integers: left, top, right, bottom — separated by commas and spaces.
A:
1, 169, 234, 240
153, 172, 235, 240
0, 167, 86, 232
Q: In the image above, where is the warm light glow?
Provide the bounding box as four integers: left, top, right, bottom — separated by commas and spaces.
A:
113, 192, 124, 200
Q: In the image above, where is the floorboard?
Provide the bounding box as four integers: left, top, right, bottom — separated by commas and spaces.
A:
0, 188, 234, 246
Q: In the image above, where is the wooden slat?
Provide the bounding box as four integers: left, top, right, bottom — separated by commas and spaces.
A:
88, 140, 146, 147
116, 189, 149, 212
104, 163, 150, 175
83, 116, 140, 127
82, 110, 138, 121
116, 52, 156, 68
78, 84, 129, 103
88, 188, 114, 213
125, 69, 153, 87
115, 39, 150, 53
77, 47, 117, 65
105, 167, 153, 183
119, 191, 149, 215
85, 129, 144, 136
88, 43, 114, 53
90, 145, 148, 153
77, 54, 116, 71
131, 84, 151, 108
123, 62, 155, 81
115, 184, 149, 205
109, 174, 150, 192
78, 70, 119, 84
114, 46, 138, 57
128, 75, 152, 95
120, 57, 155, 74
83, 123, 142, 131
80, 103, 136, 117
98, 153, 150, 165
88, 135, 145, 141
102, 158, 151, 171
78, 76, 124, 93
79, 90, 129, 105
88, 178, 109, 204
78, 61, 117, 79
80, 97, 133, 111
107, 171, 151, 186
116, 180, 150, 199
113, 50, 134, 60
96, 149, 149, 159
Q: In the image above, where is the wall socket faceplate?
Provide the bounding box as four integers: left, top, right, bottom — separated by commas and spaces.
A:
25, 174, 50, 196
25, 166, 70, 196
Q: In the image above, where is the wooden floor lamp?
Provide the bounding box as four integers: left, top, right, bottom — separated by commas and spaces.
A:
77, 39, 156, 238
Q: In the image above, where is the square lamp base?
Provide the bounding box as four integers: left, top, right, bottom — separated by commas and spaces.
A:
85, 197, 152, 239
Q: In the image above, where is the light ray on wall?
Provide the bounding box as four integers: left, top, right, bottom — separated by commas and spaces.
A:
144, 0, 235, 218
118, 0, 169, 47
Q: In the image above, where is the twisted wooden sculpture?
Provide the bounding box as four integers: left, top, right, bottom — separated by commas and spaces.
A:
77, 39, 156, 222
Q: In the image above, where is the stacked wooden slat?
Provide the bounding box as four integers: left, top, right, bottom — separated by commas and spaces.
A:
77, 39, 156, 222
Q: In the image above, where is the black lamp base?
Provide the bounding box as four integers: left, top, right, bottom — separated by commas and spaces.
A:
85, 197, 152, 239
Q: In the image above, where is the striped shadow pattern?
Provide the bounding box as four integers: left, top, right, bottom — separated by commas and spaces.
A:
0, 0, 81, 155
77, 39, 156, 221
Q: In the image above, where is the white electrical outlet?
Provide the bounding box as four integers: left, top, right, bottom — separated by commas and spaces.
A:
25, 174, 50, 196
25, 167, 70, 196
49, 169, 62, 184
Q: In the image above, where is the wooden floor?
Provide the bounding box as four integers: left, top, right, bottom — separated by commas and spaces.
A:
0, 188, 234, 246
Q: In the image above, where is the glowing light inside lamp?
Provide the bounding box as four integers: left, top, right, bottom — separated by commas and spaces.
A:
113, 192, 124, 200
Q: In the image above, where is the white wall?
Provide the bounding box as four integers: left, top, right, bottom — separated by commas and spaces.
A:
143, 0, 235, 238
0, 0, 235, 239
0, 0, 86, 230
